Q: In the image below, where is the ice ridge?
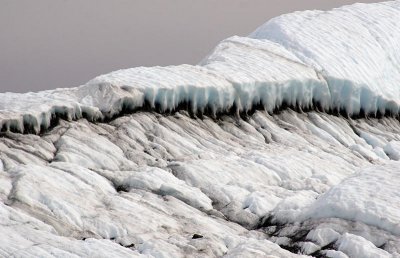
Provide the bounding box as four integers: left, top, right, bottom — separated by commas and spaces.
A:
1, 0, 400, 134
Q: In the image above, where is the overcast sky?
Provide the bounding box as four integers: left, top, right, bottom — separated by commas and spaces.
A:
1, 0, 378, 93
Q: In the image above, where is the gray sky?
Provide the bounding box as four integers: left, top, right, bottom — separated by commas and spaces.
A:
1, 0, 378, 93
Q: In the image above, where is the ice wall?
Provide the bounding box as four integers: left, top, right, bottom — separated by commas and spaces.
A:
250, 0, 400, 116
1, 1, 400, 134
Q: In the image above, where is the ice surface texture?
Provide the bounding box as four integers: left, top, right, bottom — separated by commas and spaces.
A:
2, 110, 400, 257
1, 1, 400, 134
2, 1, 400, 257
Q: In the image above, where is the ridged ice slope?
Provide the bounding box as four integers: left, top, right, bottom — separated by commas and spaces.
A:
3, 1, 400, 257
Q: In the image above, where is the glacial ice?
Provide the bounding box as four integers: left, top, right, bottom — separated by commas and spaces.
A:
2, 0, 400, 257
2, 109, 400, 256
1, 1, 400, 134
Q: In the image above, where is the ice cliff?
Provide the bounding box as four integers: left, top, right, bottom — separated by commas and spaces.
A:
1, 1, 400, 134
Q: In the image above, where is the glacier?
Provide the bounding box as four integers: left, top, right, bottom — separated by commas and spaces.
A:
1, 1, 400, 257
1, 1, 400, 135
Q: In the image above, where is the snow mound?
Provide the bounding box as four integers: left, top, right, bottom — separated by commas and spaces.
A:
1, 1, 400, 134
305, 162, 400, 236
250, 1, 400, 116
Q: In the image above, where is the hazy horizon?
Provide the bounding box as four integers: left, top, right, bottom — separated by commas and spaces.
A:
1, 0, 378, 93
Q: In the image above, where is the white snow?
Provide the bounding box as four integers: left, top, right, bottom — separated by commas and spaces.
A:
337, 233, 391, 258
251, 1, 400, 116
324, 250, 349, 258
2, 108, 400, 256
1, 1, 400, 134
299, 162, 400, 236
383, 140, 400, 160
306, 228, 341, 247
2, 1, 400, 257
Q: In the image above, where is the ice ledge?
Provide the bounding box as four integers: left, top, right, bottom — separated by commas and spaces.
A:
1, 0, 400, 134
